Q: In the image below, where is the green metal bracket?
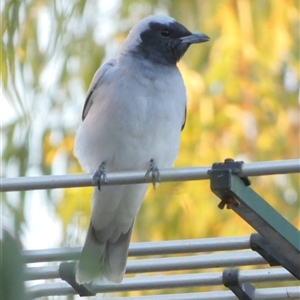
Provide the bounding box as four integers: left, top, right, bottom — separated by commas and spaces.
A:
210, 165, 300, 279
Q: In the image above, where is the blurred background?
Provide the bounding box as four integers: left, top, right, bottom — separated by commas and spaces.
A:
1, 0, 299, 298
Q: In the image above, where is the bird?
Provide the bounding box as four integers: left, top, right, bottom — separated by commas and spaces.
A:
74, 14, 209, 284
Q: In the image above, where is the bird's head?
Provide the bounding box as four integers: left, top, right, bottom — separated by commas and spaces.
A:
121, 15, 209, 65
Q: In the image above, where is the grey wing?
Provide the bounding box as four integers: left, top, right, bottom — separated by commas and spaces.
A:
181, 106, 187, 131
81, 59, 116, 121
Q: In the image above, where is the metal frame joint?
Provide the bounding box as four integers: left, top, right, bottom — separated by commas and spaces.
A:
223, 269, 255, 300
209, 158, 250, 209
210, 159, 300, 280
59, 262, 96, 297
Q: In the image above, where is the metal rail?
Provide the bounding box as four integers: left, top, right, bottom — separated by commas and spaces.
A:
1, 159, 299, 192
3, 159, 299, 299
23, 236, 299, 299
26, 268, 298, 298
22, 236, 250, 263
74, 287, 300, 300
24, 251, 266, 281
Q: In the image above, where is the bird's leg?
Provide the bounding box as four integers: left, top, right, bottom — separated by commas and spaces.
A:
92, 162, 108, 191
145, 159, 160, 189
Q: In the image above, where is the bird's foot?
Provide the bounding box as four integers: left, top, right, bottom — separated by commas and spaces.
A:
145, 159, 160, 189
92, 162, 108, 190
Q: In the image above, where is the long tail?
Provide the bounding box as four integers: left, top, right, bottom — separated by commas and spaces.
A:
76, 221, 134, 284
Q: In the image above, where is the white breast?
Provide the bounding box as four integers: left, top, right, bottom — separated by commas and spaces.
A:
74, 56, 186, 173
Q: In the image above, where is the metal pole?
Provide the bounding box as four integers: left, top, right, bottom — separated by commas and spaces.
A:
1, 159, 299, 192
26, 268, 298, 298
22, 236, 250, 263
24, 251, 266, 281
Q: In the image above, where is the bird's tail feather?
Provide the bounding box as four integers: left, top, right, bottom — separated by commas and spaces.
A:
105, 221, 134, 283
76, 223, 106, 284
76, 221, 134, 284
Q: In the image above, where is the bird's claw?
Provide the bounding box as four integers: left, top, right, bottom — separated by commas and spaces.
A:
92, 162, 108, 190
145, 159, 160, 189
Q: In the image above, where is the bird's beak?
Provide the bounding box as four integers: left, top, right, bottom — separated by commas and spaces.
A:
180, 32, 210, 44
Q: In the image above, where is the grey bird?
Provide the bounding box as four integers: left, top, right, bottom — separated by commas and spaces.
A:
74, 15, 209, 284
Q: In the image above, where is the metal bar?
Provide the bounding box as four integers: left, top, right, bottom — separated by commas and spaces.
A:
26, 269, 298, 299
22, 236, 250, 263
23, 247, 81, 264
211, 174, 300, 278
0, 167, 209, 192
103, 251, 265, 274
24, 251, 266, 281
239, 159, 300, 176
254, 286, 300, 300
238, 268, 298, 283
129, 236, 250, 256
1, 159, 299, 192
76, 287, 300, 300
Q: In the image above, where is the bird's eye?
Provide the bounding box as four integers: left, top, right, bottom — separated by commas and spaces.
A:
161, 29, 170, 37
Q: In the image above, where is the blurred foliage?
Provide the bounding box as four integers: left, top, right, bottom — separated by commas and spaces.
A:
1, 0, 299, 297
